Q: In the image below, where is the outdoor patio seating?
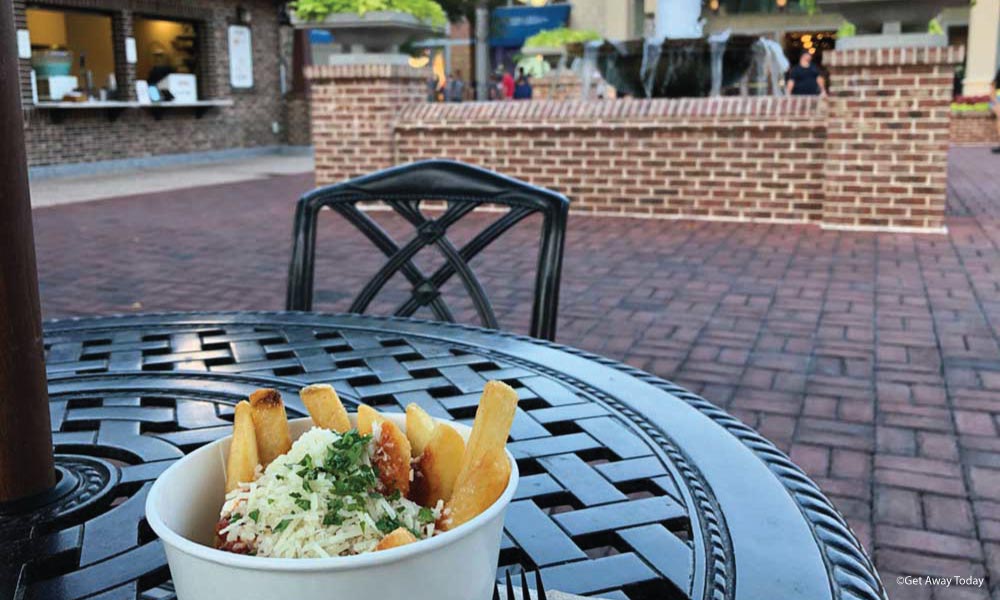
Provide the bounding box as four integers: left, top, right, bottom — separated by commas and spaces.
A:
286, 159, 570, 341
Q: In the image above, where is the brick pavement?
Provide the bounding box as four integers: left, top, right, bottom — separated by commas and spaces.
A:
32, 147, 1000, 599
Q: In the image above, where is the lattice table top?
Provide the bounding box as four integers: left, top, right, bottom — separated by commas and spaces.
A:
1, 312, 884, 600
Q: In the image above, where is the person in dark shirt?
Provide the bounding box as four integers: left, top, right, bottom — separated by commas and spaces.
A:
991, 69, 1000, 154
513, 68, 532, 100
786, 51, 826, 96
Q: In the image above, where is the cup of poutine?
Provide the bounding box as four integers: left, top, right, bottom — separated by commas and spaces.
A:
146, 381, 520, 600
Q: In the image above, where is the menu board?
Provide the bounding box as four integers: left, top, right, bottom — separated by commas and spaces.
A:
228, 25, 254, 89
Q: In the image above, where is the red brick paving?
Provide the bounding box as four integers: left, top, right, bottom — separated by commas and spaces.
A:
32, 147, 1000, 599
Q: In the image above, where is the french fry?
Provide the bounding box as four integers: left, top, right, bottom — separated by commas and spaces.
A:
405, 403, 437, 457
410, 422, 465, 507
441, 447, 511, 530
225, 401, 259, 492
356, 404, 384, 436
249, 388, 292, 466
375, 527, 417, 551
300, 384, 350, 433
453, 380, 518, 494
372, 420, 412, 496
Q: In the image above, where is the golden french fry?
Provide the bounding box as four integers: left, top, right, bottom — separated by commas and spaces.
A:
441, 446, 511, 530
453, 380, 517, 493
300, 384, 350, 432
375, 527, 417, 551
249, 388, 292, 466
225, 401, 260, 492
410, 422, 465, 507
356, 404, 384, 436
405, 403, 437, 457
373, 420, 412, 497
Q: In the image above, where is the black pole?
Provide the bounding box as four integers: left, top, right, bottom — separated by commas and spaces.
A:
0, 4, 56, 503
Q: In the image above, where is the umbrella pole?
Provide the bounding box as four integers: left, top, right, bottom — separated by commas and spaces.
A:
0, 4, 56, 503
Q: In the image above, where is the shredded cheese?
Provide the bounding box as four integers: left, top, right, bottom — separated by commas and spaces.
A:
219, 427, 441, 558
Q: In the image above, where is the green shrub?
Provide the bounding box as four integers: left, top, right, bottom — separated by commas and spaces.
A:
524, 27, 601, 49
836, 21, 856, 38
951, 102, 991, 113
290, 0, 447, 26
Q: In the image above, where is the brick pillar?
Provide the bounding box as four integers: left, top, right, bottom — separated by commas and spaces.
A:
306, 64, 426, 186
823, 46, 964, 232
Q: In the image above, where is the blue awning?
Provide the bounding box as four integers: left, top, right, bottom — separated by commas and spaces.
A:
490, 5, 571, 47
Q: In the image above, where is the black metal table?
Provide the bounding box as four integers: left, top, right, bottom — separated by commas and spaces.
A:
3, 312, 884, 600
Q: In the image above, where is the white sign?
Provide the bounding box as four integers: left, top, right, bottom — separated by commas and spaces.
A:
135, 80, 151, 105
17, 29, 31, 59
125, 37, 137, 64
228, 25, 253, 88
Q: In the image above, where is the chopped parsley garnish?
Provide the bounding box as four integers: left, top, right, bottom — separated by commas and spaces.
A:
375, 514, 400, 534
230, 512, 242, 522
273, 519, 292, 533
417, 507, 435, 524
295, 498, 311, 511
248, 509, 260, 523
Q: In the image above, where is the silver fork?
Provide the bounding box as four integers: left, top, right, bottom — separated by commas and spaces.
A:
493, 570, 548, 600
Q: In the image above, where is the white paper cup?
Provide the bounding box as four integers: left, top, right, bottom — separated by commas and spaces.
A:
146, 415, 518, 600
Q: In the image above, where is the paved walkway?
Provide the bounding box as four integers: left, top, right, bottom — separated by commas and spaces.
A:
32, 147, 1000, 600
29, 152, 313, 208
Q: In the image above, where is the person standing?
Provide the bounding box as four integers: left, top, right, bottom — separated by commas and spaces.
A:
513, 68, 532, 100
786, 51, 826, 96
446, 69, 465, 103
501, 69, 515, 100
426, 73, 440, 102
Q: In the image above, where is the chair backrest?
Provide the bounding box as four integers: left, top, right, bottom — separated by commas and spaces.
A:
286, 159, 570, 341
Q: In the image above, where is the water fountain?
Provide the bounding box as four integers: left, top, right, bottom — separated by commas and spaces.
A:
580, 0, 781, 99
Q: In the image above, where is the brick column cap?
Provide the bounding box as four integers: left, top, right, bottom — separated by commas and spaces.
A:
305, 63, 427, 82
825, 45, 965, 68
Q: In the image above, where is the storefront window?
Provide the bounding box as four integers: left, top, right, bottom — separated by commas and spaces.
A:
26, 7, 117, 101
133, 17, 200, 99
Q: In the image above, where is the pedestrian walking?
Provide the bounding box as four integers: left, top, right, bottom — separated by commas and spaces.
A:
785, 51, 826, 96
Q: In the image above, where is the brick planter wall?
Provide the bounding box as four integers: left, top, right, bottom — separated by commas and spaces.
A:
394, 98, 826, 222
823, 46, 964, 231
532, 74, 583, 101
307, 64, 425, 184
951, 111, 998, 145
307, 46, 963, 232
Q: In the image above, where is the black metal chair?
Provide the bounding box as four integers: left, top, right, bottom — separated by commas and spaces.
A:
286, 159, 570, 341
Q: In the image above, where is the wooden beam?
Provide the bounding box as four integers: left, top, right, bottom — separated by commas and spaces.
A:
0, 3, 56, 503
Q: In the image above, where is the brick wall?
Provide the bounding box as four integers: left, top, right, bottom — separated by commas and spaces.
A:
307, 46, 963, 232
393, 98, 826, 222
951, 112, 999, 145
16, 0, 289, 167
532, 73, 583, 101
823, 46, 963, 231
308, 64, 426, 184
285, 93, 312, 146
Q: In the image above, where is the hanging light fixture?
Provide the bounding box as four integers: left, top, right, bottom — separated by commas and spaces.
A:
709, 0, 720, 13
776, 0, 788, 11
